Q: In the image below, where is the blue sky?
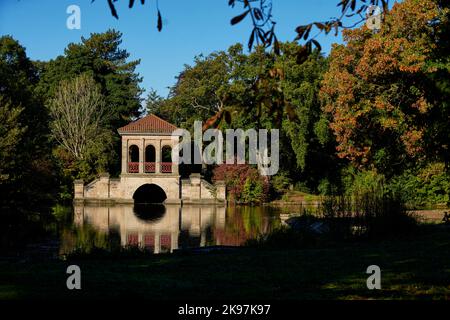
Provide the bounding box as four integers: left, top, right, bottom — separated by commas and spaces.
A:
0, 0, 344, 98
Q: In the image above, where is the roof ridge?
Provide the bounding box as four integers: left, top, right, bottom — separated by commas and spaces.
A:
117, 113, 178, 134
149, 113, 177, 128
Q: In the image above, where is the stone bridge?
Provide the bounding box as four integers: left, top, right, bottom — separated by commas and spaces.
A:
73, 114, 226, 205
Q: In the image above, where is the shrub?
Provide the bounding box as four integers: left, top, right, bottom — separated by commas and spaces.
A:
387, 163, 450, 208
293, 181, 311, 193
271, 171, 292, 195
343, 169, 385, 196
318, 178, 332, 195
241, 177, 265, 204
212, 163, 269, 204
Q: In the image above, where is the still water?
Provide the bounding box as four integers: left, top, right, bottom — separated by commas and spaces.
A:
59, 204, 288, 256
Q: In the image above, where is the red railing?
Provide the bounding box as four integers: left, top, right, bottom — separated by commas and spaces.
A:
144, 234, 155, 250
127, 233, 139, 246
160, 234, 171, 247
128, 162, 139, 173
129, 162, 173, 173
144, 162, 156, 173
161, 162, 173, 173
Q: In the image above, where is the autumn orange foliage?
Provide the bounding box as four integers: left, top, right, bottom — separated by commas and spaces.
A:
321, 0, 448, 169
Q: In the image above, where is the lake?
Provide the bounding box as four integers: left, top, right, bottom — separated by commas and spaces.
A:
12, 203, 444, 258
58, 204, 293, 256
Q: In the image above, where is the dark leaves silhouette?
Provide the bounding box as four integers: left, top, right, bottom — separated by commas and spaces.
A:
96, 0, 390, 57
231, 9, 250, 25
107, 0, 118, 19
157, 9, 163, 32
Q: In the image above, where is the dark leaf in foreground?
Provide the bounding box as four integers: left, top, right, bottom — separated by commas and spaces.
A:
311, 39, 321, 51
273, 36, 280, 55
107, 0, 118, 19
157, 10, 163, 32
248, 28, 256, 51
231, 9, 250, 25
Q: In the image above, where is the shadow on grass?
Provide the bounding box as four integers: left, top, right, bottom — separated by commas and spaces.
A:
1, 224, 449, 300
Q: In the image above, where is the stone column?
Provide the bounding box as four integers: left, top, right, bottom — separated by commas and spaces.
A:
73, 204, 84, 225
139, 138, 144, 173
138, 233, 143, 248
171, 139, 179, 175
155, 139, 161, 174
190, 207, 201, 236
215, 181, 226, 201
189, 174, 201, 200
121, 137, 128, 174
154, 232, 160, 254
200, 231, 206, 247
121, 229, 127, 247
171, 231, 178, 252
74, 180, 84, 199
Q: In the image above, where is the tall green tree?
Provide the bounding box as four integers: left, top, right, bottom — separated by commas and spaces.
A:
36, 29, 143, 176
145, 88, 165, 116
37, 29, 143, 130
154, 42, 339, 191
0, 97, 25, 184
49, 74, 114, 182
0, 36, 56, 221
276, 44, 340, 189
161, 47, 241, 129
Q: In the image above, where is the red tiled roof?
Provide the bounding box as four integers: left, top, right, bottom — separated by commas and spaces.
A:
118, 114, 178, 134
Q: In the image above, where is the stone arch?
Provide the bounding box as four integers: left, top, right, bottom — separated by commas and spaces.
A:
145, 144, 156, 162
128, 145, 140, 173
145, 144, 156, 173
161, 145, 173, 173
161, 145, 172, 162
133, 183, 167, 204
129, 145, 139, 162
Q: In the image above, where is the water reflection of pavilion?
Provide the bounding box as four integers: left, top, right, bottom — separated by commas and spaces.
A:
73, 205, 226, 254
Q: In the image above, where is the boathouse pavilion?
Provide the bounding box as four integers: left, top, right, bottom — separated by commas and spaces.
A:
74, 114, 226, 205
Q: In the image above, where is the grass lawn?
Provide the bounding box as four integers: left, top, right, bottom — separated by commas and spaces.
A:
1, 225, 449, 300
271, 190, 321, 205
